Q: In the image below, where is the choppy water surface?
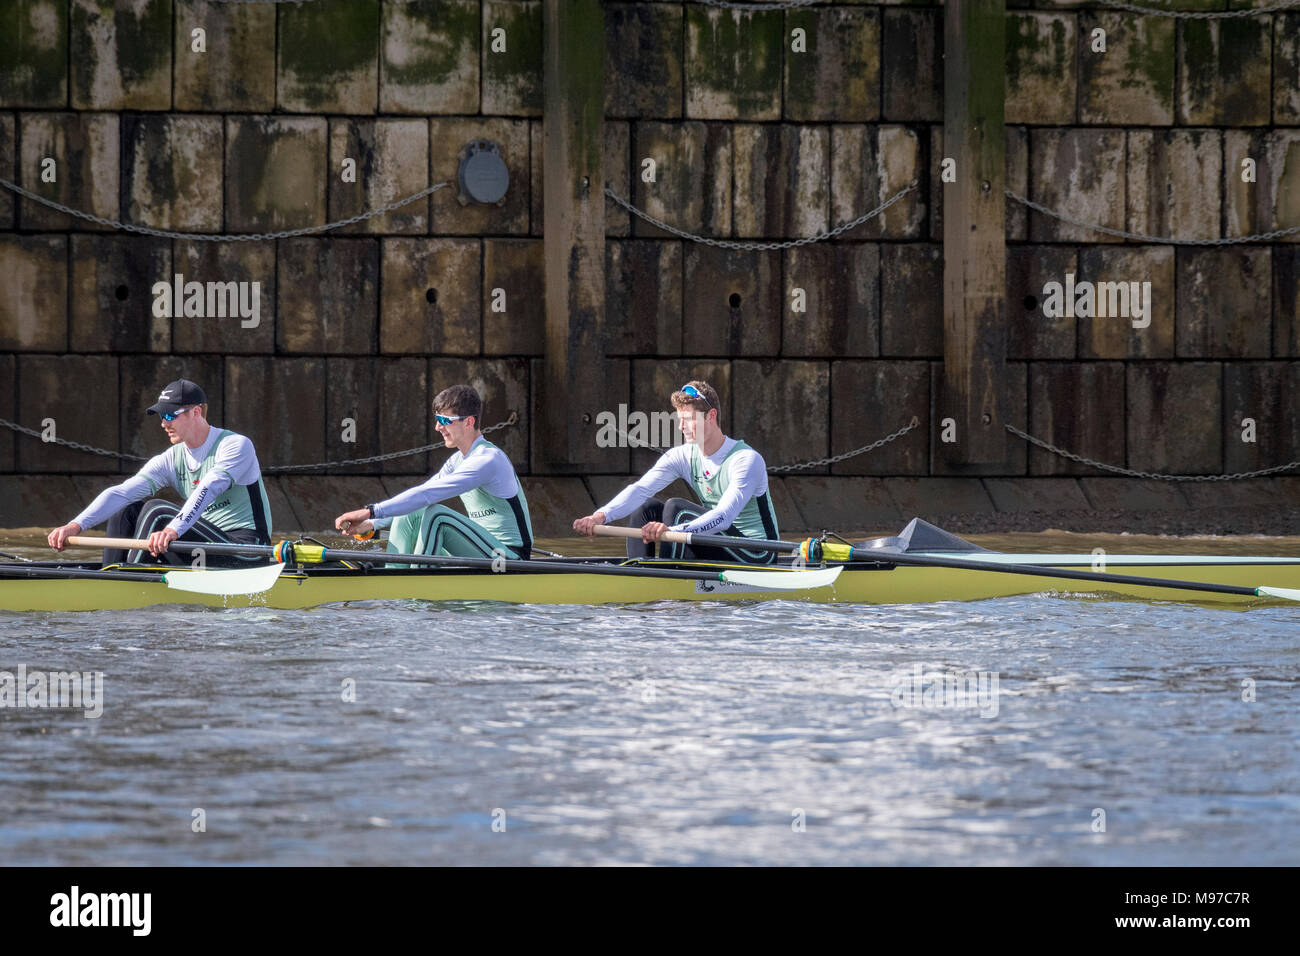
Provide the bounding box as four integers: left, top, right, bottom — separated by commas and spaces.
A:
1, 532, 1298, 865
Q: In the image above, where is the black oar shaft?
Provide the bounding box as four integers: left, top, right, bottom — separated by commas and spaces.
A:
855, 551, 1259, 598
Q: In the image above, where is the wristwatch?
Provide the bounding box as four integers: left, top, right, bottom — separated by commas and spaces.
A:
366, 503, 376, 518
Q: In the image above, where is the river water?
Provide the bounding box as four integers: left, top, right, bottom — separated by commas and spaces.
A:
1, 532, 1297, 865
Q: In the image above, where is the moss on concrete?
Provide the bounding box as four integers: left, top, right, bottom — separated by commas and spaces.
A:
484, 0, 542, 112
385, 0, 478, 89
1120, 18, 1175, 105
280, 0, 379, 109
0, 0, 67, 105
687, 7, 782, 118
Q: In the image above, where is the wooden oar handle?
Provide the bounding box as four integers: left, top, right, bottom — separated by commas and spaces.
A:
68, 535, 153, 549
592, 524, 692, 544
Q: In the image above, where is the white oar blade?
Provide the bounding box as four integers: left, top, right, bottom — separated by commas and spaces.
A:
721, 565, 842, 591
164, 562, 284, 596
1256, 585, 1300, 603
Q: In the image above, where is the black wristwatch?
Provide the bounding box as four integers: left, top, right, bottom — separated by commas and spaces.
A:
366, 503, 376, 518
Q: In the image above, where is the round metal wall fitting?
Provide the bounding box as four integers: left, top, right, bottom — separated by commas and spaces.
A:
457, 140, 509, 205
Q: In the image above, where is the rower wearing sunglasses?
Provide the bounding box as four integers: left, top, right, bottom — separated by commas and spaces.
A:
334, 384, 534, 563
46, 379, 273, 567
573, 380, 780, 565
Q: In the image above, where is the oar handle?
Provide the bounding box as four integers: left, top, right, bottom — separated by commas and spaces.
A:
68, 535, 153, 549
592, 525, 693, 544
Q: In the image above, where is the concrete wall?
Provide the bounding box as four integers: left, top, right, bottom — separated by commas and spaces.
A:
2, 1, 1299, 532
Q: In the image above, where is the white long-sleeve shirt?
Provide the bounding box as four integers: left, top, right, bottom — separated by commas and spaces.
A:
372, 437, 520, 520
598, 438, 769, 535
72, 429, 262, 536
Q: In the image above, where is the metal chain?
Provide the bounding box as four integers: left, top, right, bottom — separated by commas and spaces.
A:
686, 0, 824, 9
264, 414, 518, 472
0, 417, 148, 462
1006, 189, 1300, 246
768, 416, 921, 472
0, 178, 450, 242
1096, 0, 1300, 17
1006, 423, 1300, 481
0, 413, 517, 470
605, 181, 918, 250
609, 417, 920, 471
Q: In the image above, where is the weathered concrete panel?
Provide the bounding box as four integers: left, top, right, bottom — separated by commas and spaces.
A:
170, 240, 276, 355
16, 355, 119, 473
380, 238, 479, 355
782, 243, 879, 357
682, 246, 780, 355
532, 119, 629, 237
119, 354, 224, 468
1126, 129, 1221, 240
0, 355, 14, 469
430, 357, 530, 470
325, 357, 429, 476
684, 6, 782, 120
381, 0, 479, 114
225, 117, 327, 232
1028, 362, 1125, 475
1079, 12, 1174, 126
784, 6, 880, 121
122, 114, 224, 232
1275, 246, 1300, 357
931, 361, 1028, 476
889, 478, 997, 517
0, 476, 83, 530
277, 239, 380, 354
519, 478, 594, 536
0, 115, 13, 228
1078, 478, 1188, 512
883, 9, 942, 121
1076, 246, 1174, 359
1029, 129, 1126, 242
631, 121, 732, 239
19, 113, 119, 231
1225, 130, 1300, 246
1006, 13, 1076, 125
70, 235, 171, 353
278, 0, 379, 113
830, 125, 924, 240
732, 360, 829, 471
328, 118, 429, 234
607, 240, 682, 358
783, 476, 901, 534
830, 360, 928, 476
1278, 14, 1300, 125
430, 117, 529, 234
225, 358, 326, 470
1223, 362, 1300, 474
733, 125, 829, 239
1177, 19, 1271, 126
628, 359, 729, 473
174, 0, 276, 111
482, 0, 542, 116
882, 243, 942, 357
984, 477, 1090, 512
0, 235, 67, 351
71, 0, 171, 110
529, 357, 627, 474
0, 1, 67, 107
606, 2, 683, 118
280, 476, 390, 533
1175, 248, 1271, 358
1008, 245, 1076, 360
484, 239, 545, 356
1126, 362, 1222, 474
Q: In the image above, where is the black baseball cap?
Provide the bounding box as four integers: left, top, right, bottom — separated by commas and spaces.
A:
147, 379, 207, 416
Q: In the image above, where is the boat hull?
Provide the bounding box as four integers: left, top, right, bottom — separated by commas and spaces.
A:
3, 556, 1300, 611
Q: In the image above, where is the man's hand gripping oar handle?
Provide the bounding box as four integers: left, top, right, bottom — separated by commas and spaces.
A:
592, 525, 695, 545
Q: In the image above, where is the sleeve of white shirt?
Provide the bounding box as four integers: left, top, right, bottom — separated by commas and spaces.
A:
673, 449, 767, 535
373, 449, 503, 520
165, 434, 261, 536
71, 450, 178, 531
598, 446, 692, 523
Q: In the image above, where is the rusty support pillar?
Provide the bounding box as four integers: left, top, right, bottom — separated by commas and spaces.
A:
942, 0, 1008, 468
541, 0, 606, 472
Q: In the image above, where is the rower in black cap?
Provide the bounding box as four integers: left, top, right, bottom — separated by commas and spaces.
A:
46, 379, 274, 567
